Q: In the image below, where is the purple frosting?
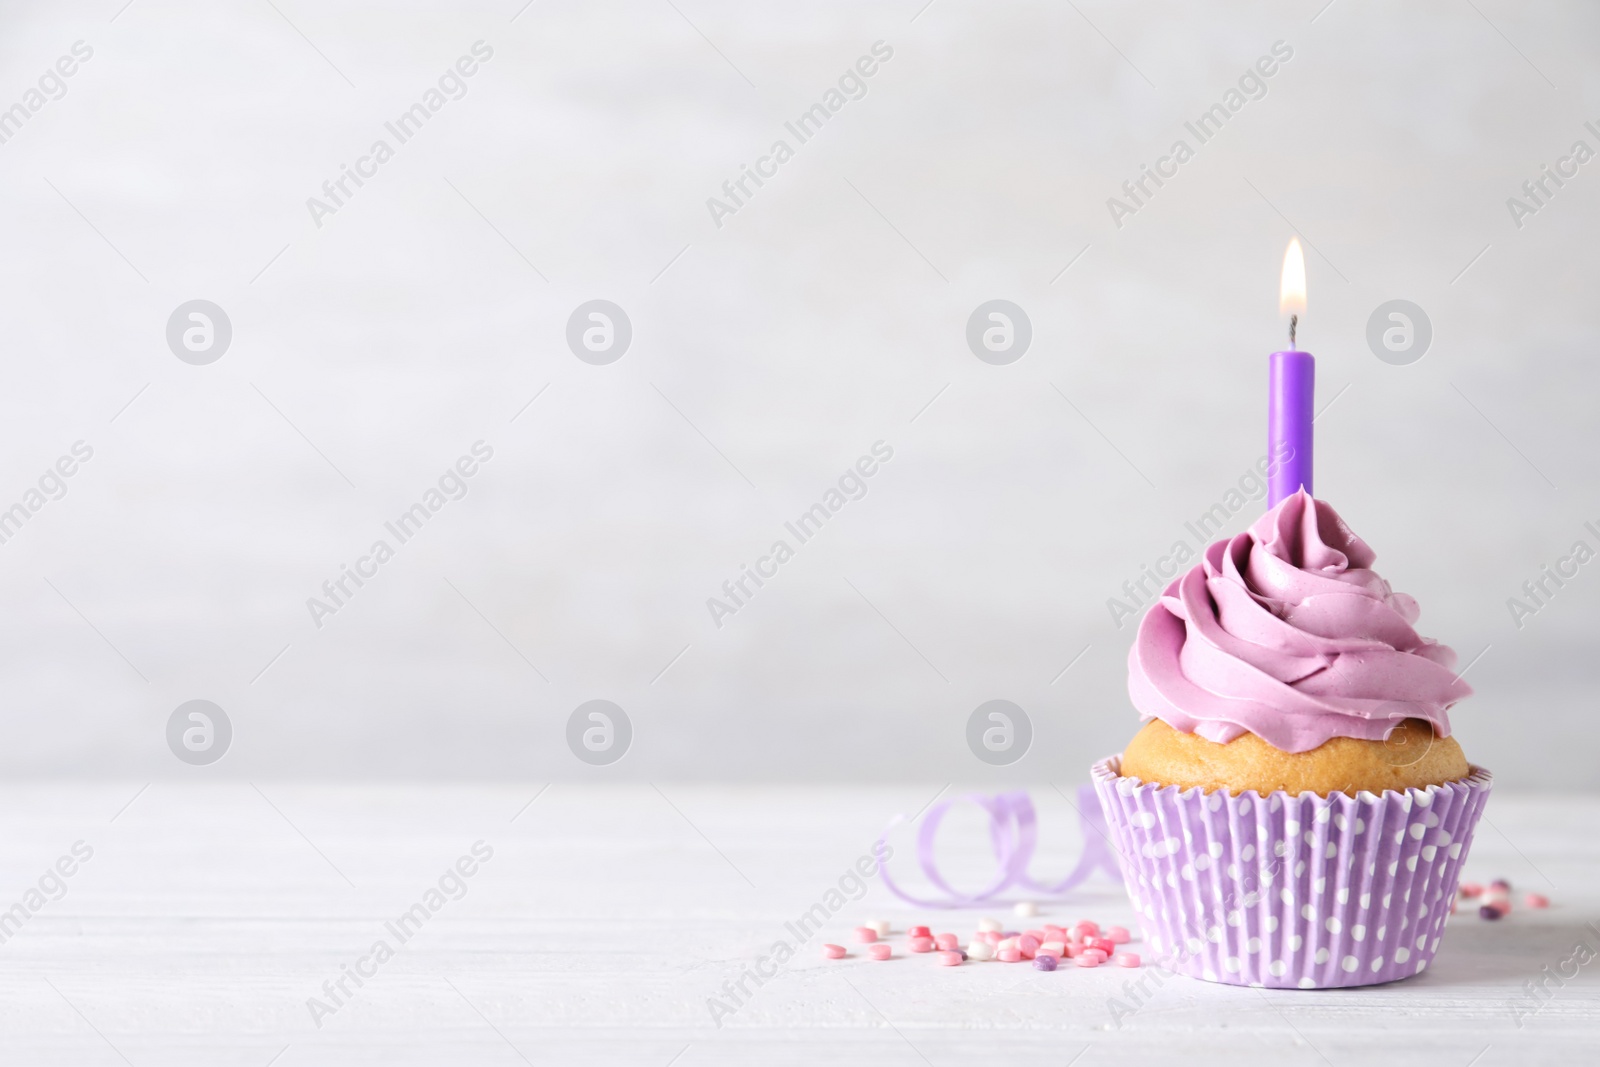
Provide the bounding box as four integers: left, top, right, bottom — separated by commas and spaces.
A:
1128, 490, 1471, 753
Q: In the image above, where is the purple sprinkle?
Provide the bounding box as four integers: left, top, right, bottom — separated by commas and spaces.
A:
1033, 955, 1057, 971
1001, 931, 1021, 939
1490, 878, 1512, 890
1479, 905, 1504, 920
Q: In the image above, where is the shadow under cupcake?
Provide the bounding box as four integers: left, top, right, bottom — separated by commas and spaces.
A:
1093, 491, 1492, 989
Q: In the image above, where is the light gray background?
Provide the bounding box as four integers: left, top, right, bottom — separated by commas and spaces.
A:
1, 0, 1595, 786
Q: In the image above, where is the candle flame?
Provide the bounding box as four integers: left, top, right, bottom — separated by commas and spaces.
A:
1279, 237, 1307, 318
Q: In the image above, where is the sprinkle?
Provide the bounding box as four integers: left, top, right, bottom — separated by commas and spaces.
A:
1033, 955, 1057, 971
967, 941, 995, 961
867, 919, 891, 937
1490, 878, 1512, 891
908, 925, 931, 939
1526, 892, 1550, 909
1074, 921, 1099, 939
910, 936, 935, 953
853, 926, 878, 943
822, 944, 847, 959
936, 950, 963, 967
868, 943, 893, 960
1075, 953, 1103, 968
977, 917, 1003, 933
1040, 941, 1065, 957
981, 931, 1002, 946
934, 933, 959, 951
1459, 882, 1483, 899
1014, 901, 1039, 917
1479, 905, 1504, 921
1088, 937, 1116, 957
998, 947, 1022, 963
1017, 935, 1040, 956
1115, 953, 1141, 968
1106, 926, 1131, 944
1082, 948, 1108, 963
997, 937, 1019, 951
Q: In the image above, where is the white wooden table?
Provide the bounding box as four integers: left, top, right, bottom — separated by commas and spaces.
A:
0, 782, 1593, 1065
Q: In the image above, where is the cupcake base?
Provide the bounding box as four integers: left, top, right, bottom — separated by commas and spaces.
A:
1120, 717, 1472, 797
1092, 756, 1493, 989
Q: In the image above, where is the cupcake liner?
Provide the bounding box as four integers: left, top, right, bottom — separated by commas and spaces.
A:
1091, 756, 1493, 989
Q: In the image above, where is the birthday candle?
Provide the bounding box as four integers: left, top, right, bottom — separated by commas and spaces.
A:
1268, 237, 1314, 507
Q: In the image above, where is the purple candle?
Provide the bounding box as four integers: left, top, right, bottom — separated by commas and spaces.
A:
1268, 238, 1313, 507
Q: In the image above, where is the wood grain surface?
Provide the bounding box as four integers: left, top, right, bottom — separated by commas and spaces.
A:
0, 782, 1591, 1065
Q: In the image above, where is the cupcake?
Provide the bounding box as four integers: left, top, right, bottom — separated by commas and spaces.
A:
1093, 490, 1492, 988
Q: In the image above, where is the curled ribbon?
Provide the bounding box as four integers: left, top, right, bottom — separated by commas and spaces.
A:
877, 785, 1121, 908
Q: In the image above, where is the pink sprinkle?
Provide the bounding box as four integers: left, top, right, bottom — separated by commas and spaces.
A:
1460, 882, 1483, 898
935, 950, 963, 967
935, 933, 959, 951
1062, 941, 1079, 958
1526, 892, 1550, 909
1082, 948, 1108, 963
1115, 953, 1141, 968
1075, 953, 1103, 968
1106, 926, 1131, 944
853, 926, 878, 943
822, 944, 846, 959
908, 925, 931, 939
997, 947, 1022, 963
868, 943, 893, 960
1017, 935, 1040, 954
1024, 929, 1048, 942
1035, 948, 1061, 961
910, 936, 935, 953
1074, 921, 1099, 939
1088, 937, 1115, 956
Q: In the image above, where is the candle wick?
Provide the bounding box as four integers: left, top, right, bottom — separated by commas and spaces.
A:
1289, 314, 1297, 349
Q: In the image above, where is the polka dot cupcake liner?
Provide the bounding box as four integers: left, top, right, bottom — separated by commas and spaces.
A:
1091, 757, 1493, 989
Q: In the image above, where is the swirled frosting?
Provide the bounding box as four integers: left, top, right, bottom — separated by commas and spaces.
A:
1128, 490, 1471, 753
